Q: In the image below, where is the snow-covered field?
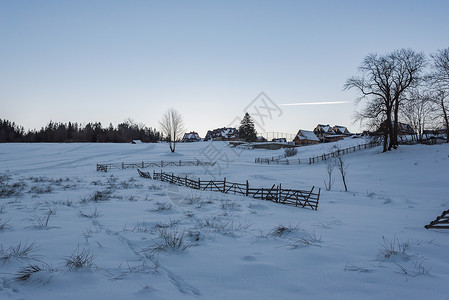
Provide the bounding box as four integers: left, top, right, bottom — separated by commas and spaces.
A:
0, 139, 448, 299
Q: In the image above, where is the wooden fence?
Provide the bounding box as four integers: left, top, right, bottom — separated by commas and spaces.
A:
425, 210, 449, 229
255, 141, 380, 165
97, 160, 216, 172
141, 170, 320, 210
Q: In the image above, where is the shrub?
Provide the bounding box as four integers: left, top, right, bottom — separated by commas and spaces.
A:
377, 236, 415, 260
269, 223, 300, 237
0, 241, 39, 262
65, 247, 95, 270
284, 147, 298, 157
143, 228, 192, 256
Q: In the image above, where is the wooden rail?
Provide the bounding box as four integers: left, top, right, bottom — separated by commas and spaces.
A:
96, 160, 216, 172
142, 170, 320, 210
255, 141, 380, 165
425, 210, 449, 229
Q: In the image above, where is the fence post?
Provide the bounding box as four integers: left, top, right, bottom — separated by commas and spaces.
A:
185, 175, 187, 186
161, 161, 164, 168
246, 180, 249, 196
122, 162, 124, 169
198, 178, 201, 190
279, 183, 282, 202
223, 177, 226, 193
171, 173, 174, 183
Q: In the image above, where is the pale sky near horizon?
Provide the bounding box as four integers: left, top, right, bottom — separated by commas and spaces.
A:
1, 0, 448, 137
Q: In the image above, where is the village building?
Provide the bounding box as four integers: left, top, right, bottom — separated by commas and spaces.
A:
313, 124, 335, 142
204, 127, 239, 141
293, 130, 320, 146
376, 121, 416, 136
313, 124, 351, 142
272, 137, 287, 143
332, 125, 351, 135
182, 131, 202, 142
397, 122, 416, 135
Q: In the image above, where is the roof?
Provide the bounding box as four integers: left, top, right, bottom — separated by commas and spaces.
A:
182, 132, 201, 140
334, 126, 350, 133
296, 130, 319, 141
316, 124, 334, 133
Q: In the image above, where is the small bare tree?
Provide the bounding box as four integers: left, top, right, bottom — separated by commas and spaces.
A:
323, 157, 335, 191
159, 108, 185, 153
333, 148, 348, 192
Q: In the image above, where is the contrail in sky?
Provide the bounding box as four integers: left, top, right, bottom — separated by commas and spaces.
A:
280, 100, 350, 106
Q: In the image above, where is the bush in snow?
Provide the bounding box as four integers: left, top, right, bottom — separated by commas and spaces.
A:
0, 241, 39, 262
284, 147, 298, 157
65, 247, 95, 270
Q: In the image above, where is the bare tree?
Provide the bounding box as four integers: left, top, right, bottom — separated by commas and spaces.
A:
345, 49, 425, 152
402, 86, 435, 142
390, 49, 426, 147
333, 148, 348, 192
159, 108, 185, 152
323, 156, 335, 191
429, 48, 449, 142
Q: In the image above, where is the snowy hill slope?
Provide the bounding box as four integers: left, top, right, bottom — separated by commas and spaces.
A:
0, 140, 448, 299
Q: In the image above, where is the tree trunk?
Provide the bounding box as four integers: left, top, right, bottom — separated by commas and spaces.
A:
386, 106, 393, 151
342, 175, 348, 192
442, 99, 449, 143
392, 101, 400, 149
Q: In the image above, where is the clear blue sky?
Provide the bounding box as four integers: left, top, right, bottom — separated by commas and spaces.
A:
1, 0, 448, 136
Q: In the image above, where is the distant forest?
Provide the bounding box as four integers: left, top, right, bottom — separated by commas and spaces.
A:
0, 119, 162, 143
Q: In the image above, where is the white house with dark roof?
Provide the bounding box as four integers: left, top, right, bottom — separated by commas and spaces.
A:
293, 130, 320, 146
333, 125, 351, 135
204, 127, 239, 141
182, 131, 201, 142
313, 124, 335, 142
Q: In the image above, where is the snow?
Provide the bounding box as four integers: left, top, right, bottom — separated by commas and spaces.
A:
1, 139, 449, 299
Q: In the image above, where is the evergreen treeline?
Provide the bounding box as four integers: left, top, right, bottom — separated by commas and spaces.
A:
0, 119, 161, 143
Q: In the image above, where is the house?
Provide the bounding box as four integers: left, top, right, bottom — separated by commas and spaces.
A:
272, 138, 287, 143
397, 122, 415, 135
377, 121, 416, 136
323, 134, 346, 143
182, 131, 201, 142
204, 127, 239, 141
293, 130, 320, 146
313, 124, 335, 142
333, 125, 351, 135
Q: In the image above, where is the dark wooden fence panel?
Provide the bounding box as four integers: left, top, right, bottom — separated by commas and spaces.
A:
255, 141, 381, 165
425, 210, 449, 229
97, 160, 216, 172
142, 170, 320, 210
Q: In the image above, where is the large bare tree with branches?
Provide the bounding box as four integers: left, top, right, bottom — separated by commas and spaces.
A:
429, 48, 449, 142
345, 49, 425, 152
159, 108, 185, 152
